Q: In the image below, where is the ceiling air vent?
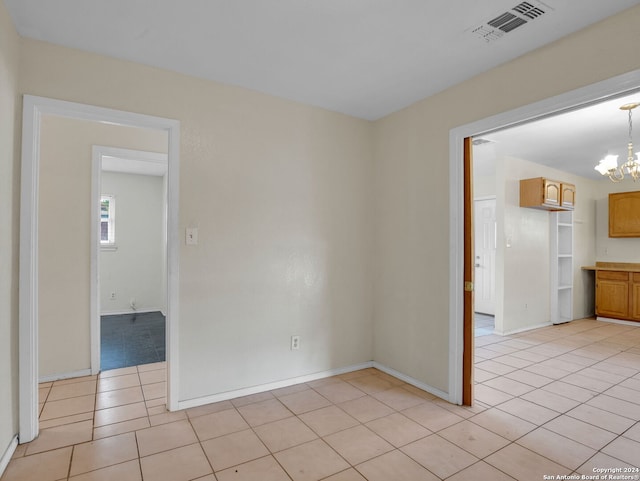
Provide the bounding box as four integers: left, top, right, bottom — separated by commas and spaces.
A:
472, 138, 494, 146
469, 1, 552, 43
488, 12, 527, 33
513, 2, 546, 19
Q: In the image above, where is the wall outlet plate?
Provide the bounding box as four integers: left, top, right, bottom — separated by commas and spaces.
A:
291, 335, 300, 350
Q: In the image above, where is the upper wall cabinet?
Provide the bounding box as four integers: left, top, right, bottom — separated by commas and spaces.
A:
609, 191, 640, 237
520, 177, 576, 211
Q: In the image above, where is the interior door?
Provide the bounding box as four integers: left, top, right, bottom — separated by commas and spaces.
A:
474, 198, 496, 315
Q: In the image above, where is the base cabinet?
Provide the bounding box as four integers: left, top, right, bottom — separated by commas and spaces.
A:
596, 270, 640, 322
631, 273, 640, 321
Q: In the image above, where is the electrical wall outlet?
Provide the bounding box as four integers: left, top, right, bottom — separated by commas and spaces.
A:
291, 335, 300, 350
110, 291, 116, 300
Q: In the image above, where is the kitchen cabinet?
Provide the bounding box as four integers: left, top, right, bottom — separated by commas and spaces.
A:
561, 183, 576, 209
609, 191, 640, 237
593, 264, 640, 322
519, 177, 575, 211
596, 270, 630, 319
631, 273, 640, 321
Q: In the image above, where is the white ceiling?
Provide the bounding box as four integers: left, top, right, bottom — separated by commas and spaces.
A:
474, 91, 640, 181
6, 0, 640, 180
4, 0, 640, 120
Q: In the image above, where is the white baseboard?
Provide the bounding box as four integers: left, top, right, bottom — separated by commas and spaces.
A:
372, 362, 450, 402
39, 368, 92, 383
0, 435, 18, 478
176, 362, 374, 411
497, 321, 553, 336
176, 361, 451, 411
597, 316, 640, 327
100, 308, 164, 316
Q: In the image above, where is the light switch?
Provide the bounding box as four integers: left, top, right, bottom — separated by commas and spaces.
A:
186, 227, 198, 245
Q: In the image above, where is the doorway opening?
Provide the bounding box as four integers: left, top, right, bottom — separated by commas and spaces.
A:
451, 69, 640, 406
94, 146, 168, 371
19, 95, 180, 443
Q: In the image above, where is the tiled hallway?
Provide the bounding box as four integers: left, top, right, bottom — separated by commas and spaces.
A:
2, 318, 640, 480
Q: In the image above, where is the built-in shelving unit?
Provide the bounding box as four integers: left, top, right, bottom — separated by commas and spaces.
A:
550, 211, 573, 324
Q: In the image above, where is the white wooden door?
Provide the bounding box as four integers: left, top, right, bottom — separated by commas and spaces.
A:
474, 198, 496, 315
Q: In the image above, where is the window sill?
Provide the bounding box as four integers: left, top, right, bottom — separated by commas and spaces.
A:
100, 244, 118, 252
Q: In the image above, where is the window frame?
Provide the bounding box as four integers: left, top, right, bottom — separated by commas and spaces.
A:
100, 194, 117, 250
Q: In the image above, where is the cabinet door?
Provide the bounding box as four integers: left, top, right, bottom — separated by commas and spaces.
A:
630, 273, 640, 321
596, 271, 629, 319
609, 191, 640, 237
543, 179, 561, 207
561, 183, 575, 209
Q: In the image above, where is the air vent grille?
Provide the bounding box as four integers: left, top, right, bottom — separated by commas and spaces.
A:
514, 2, 546, 19
472, 138, 494, 146
469, 0, 551, 43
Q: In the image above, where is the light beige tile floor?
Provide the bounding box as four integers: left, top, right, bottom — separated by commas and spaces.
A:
3, 319, 640, 480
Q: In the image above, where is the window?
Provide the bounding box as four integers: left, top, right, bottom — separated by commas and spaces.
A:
100, 195, 116, 246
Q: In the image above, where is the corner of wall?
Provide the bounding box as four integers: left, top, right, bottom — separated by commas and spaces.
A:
0, 0, 23, 471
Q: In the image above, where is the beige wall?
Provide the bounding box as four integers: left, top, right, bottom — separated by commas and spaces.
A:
372, 5, 640, 393
0, 0, 20, 460
22, 41, 374, 400
5, 2, 639, 428
38, 115, 167, 378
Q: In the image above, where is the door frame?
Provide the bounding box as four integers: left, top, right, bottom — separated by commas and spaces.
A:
448, 69, 640, 405
19, 95, 181, 442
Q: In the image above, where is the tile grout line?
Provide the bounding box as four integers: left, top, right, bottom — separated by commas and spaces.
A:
11, 320, 640, 480
472, 319, 640, 474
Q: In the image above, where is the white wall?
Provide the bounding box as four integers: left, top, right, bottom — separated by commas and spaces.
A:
372, 5, 640, 393
21, 40, 374, 401
473, 143, 497, 198
474, 176, 497, 198
38, 115, 167, 378
0, 0, 20, 465
496, 156, 596, 334
594, 181, 640, 262
100, 172, 165, 314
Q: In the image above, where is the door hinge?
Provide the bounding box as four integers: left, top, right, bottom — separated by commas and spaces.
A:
464, 281, 474, 292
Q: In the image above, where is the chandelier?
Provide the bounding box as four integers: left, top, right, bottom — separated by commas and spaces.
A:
595, 102, 640, 182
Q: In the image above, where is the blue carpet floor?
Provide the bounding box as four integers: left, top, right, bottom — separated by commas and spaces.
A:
100, 311, 166, 371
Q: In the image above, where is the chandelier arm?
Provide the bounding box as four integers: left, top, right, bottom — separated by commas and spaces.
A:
610, 168, 625, 182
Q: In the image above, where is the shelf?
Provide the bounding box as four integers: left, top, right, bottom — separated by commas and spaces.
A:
551, 211, 573, 324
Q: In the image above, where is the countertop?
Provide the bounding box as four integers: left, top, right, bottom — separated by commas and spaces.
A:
582, 262, 640, 272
